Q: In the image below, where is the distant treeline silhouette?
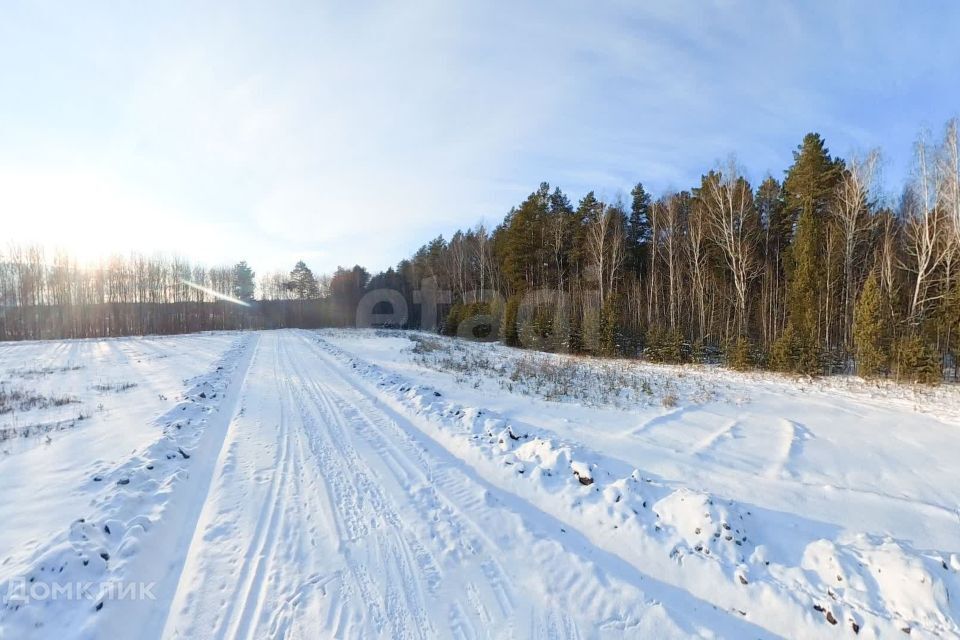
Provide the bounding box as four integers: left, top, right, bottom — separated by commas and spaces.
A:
0, 249, 361, 340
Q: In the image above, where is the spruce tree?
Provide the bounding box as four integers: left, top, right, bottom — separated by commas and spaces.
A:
501, 294, 522, 347
501, 183, 550, 292
853, 270, 891, 378
288, 260, 320, 300
643, 327, 664, 362
662, 329, 688, 364
727, 336, 754, 371
443, 303, 463, 336
548, 187, 576, 288
628, 182, 651, 277
232, 261, 256, 302
948, 285, 960, 378
775, 206, 821, 374
776, 133, 843, 375
691, 338, 709, 364
895, 334, 941, 385
598, 294, 622, 357
783, 133, 843, 225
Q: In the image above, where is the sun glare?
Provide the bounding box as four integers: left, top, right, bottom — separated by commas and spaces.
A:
0, 168, 181, 264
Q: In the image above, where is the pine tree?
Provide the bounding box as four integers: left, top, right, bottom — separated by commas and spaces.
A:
783, 133, 843, 227
776, 133, 843, 375
598, 294, 622, 357
548, 187, 575, 289
727, 336, 754, 371
756, 177, 789, 249
232, 261, 256, 302
894, 333, 941, 385
572, 191, 603, 277
662, 329, 688, 364
501, 183, 550, 292
329, 265, 370, 323
501, 294, 522, 347
628, 182, 651, 277
853, 270, 891, 378
775, 206, 821, 374
443, 303, 463, 336
288, 260, 320, 300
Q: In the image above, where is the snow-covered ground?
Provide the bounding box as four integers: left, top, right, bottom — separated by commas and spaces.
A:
1, 328, 959, 638
0, 332, 249, 638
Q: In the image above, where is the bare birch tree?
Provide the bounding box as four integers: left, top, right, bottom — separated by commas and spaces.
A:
941, 119, 960, 252
904, 135, 948, 321
586, 203, 626, 307
703, 162, 761, 335
687, 198, 710, 338
832, 149, 880, 346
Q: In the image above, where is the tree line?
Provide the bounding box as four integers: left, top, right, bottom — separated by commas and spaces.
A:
3, 121, 958, 383
0, 250, 374, 340
381, 123, 960, 383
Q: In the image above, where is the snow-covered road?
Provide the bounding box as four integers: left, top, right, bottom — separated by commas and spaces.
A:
153, 330, 759, 639
3, 328, 959, 639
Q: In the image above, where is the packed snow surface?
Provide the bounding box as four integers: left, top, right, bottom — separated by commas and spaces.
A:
1, 328, 959, 638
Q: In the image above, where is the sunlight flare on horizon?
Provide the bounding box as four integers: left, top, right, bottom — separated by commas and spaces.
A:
179, 279, 251, 307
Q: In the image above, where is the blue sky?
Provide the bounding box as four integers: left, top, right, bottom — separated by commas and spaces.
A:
2, 1, 959, 275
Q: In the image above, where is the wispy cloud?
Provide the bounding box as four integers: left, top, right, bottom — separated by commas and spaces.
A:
2, 1, 958, 272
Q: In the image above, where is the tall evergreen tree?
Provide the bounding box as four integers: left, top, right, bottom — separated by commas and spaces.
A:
853, 270, 891, 378
500, 183, 550, 292
773, 206, 821, 373
775, 134, 844, 373
501, 293, 522, 347
549, 187, 573, 217
572, 191, 603, 279
232, 261, 256, 302
628, 182, 651, 277
288, 260, 320, 300
598, 293, 622, 357
783, 133, 843, 227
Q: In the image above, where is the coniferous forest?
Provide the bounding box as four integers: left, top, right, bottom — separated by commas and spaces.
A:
4, 123, 960, 383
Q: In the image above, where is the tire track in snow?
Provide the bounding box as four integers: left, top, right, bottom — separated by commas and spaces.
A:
291, 360, 434, 638
159, 330, 772, 639
158, 332, 331, 640
763, 418, 814, 480
292, 331, 654, 636
218, 333, 295, 640
292, 338, 520, 627
294, 331, 772, 638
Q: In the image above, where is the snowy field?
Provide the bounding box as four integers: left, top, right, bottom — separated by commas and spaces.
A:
0, 329, 959, 639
